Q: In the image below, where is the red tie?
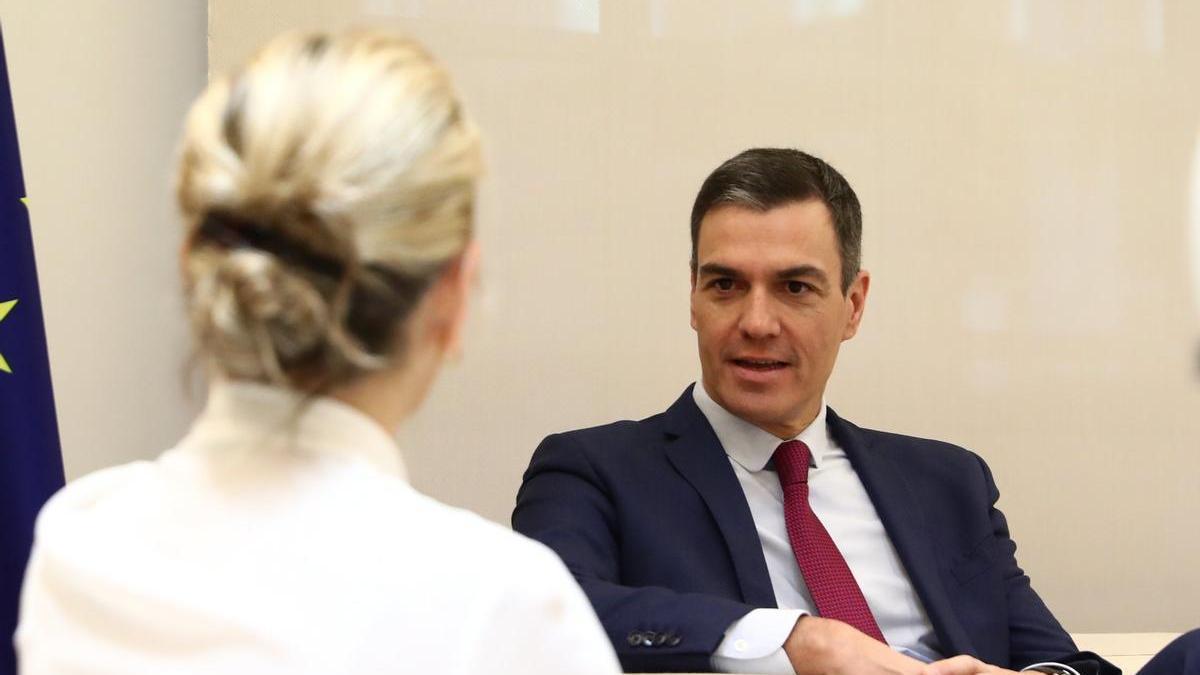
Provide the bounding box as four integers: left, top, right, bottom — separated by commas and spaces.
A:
774, 440, 886, 642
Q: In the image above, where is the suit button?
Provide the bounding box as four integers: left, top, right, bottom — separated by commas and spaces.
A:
627, 632, 643, 646
641, 630, 657, 647
652, 632, 668, 646
668, 635, 682, 647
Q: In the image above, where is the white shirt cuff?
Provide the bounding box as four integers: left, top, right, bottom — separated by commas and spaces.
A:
1022, 663, 1082, 675
711, 608, 805, 675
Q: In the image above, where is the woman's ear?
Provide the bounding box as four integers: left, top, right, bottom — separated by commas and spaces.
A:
430, 239, 480, 361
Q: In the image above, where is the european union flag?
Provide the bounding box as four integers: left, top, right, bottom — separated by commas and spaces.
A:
0, 26, 66, 675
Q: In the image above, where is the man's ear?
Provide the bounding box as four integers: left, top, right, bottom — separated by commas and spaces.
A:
430, 239, 480, 360
841, 269, 870, 341
689, 265, 699, 331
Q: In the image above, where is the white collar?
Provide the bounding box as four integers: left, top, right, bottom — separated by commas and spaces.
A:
692, 381, 833, 472
178, 379, 407, 480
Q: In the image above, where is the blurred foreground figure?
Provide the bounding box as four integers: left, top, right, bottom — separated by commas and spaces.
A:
16, 29, 618, 675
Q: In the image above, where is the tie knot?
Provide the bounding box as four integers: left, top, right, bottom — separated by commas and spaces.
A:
773, 440, 812, 487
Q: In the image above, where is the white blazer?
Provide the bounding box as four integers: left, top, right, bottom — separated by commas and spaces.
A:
17, 381, 620, 675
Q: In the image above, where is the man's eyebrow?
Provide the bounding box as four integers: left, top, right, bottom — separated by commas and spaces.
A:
776, 265, 829, 285
696, 263, 742, 278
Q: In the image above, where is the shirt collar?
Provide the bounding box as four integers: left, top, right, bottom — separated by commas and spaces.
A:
692, 381, 833, 472
180, 379, 407, 480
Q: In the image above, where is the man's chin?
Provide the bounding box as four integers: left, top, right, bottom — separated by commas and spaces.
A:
712, 386, 818, 437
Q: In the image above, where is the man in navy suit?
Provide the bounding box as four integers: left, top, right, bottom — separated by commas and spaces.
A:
513, 148, 1197, 675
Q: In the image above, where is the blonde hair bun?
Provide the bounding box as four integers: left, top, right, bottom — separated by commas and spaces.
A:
175, 29, 481, 391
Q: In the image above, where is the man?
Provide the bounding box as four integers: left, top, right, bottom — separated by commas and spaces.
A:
514, 148, 1197, 675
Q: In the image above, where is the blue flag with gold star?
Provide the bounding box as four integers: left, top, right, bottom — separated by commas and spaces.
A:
0, 26, 66, 675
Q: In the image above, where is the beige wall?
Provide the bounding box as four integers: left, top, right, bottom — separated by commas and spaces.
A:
0, 1, 207, 475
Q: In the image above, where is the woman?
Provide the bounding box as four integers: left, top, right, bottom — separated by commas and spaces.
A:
16, 29, 619, 674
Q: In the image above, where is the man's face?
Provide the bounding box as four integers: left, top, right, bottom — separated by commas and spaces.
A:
690, 200, 869, 438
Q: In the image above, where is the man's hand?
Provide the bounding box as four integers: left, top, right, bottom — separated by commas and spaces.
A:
782, 617, 1025, 675
783, 615, 928, 675
923, 655, 1020, 674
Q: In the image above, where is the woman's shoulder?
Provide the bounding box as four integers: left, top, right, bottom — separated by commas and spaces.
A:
385, 486, 567, 572
34, 460, 159, 533
24, 458, 179, 604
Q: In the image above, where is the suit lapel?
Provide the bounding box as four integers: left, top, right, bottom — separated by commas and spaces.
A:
661, 386, 777, 608
827, 409, 976, 658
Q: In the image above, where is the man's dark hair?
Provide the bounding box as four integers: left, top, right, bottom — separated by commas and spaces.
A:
689, 148, 862, 293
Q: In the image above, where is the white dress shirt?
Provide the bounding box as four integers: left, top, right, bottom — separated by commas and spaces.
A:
17, 381, 620, 675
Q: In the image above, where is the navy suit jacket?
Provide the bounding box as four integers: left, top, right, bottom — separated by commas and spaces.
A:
513, 386, 1117, 674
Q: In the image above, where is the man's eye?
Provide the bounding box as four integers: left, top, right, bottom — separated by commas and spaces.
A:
712, 279, 735, 291
785, 280, 810, 295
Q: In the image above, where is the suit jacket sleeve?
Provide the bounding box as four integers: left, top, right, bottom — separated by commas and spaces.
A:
971, 454, 1118, 675
513, 431, 757, 673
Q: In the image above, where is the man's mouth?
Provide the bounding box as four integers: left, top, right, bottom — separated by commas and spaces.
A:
730, 358, 789, 371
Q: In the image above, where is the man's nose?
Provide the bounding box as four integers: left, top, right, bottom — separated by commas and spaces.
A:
738, 289, 781, 339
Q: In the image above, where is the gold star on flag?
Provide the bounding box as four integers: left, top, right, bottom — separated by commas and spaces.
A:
0, 299, 16, 374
